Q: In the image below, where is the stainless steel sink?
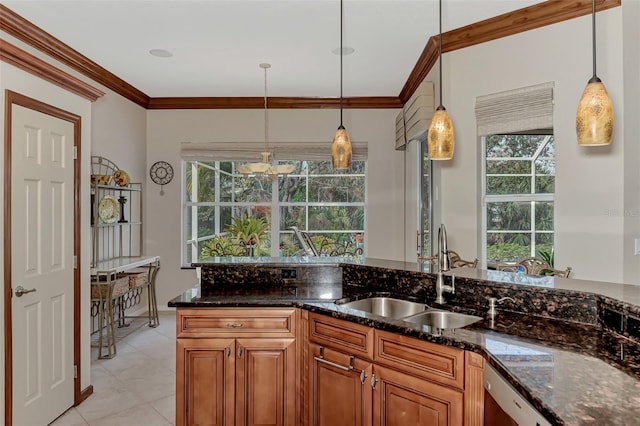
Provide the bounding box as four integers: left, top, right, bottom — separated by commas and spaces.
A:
339, 297, 427, 319
403, 310, 482, 329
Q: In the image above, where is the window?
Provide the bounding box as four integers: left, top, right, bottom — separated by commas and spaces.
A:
182, 159, 365, 266
482, 134, 554, 265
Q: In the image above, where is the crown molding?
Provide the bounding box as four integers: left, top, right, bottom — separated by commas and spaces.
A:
147, 96, 403, 110
1, 0, 621, 109
0, 40, 104, 102
0, 5, 148, 107
400, 0, 621, 103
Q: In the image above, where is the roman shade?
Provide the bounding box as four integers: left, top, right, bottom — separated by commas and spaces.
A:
395, 80, 435, 151
475, 81, 554, 136
395, 109, 407, 150
181, 141, 368, 162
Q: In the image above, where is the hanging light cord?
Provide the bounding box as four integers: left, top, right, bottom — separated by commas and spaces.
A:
591, 0, 597, 78
438, 0, 443, 108
340, 0, 344, 126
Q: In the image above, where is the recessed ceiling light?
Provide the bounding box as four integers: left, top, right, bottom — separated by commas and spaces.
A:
332, 47, 355, 55
149, 49, 173, 58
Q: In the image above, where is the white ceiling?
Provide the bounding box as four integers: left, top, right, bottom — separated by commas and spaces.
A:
3, 0, 542, 98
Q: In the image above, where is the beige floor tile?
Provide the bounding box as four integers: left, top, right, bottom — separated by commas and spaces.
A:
88, 403, 171, 426
74, 386, 146, 423
50, 407, 88, 426
149, 394, 176, 424
120, 371, 176, 403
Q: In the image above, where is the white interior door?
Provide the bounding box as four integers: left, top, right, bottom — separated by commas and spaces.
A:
11, 104, 75, 425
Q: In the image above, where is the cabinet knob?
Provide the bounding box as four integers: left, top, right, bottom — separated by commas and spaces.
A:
237, 346, 243, 358
225, 346, 231, 358
371, 374, 378, 389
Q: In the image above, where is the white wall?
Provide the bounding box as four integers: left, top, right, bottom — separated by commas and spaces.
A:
146, 108, 403, 305
436, 7, 639, 283
622, 0, 640, 284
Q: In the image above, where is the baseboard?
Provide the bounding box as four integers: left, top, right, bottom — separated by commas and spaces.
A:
77, 385, 93, 405
156, 304, 175, 312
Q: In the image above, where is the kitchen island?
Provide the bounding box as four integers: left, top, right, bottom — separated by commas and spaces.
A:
169, 258, 640, 425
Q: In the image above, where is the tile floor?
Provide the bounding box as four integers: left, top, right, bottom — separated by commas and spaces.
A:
50, 311, 176, 426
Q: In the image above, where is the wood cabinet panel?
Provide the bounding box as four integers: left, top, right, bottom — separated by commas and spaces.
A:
236, 338, 297, 426
308, 313, 374, 360
373, 365, 463, 426
374, 330, 465, 390
176, 338, 235, 426
177, 308, 296, 338
464, 352, 485, 426
308, 343, 373, 426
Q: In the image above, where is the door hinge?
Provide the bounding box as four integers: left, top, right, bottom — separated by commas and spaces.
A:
73, 255, 77, 269
74, 365, 78, 379
73, 146, 77, 160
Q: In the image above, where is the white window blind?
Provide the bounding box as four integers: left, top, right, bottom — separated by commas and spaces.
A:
180, 141, 368, 162
475, 82, 554, 136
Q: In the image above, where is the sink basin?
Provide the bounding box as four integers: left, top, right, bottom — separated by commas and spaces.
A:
339, 297, 427, 319
403, 310, 482, 329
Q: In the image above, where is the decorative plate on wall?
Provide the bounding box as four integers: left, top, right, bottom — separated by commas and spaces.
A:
150, 161, 174, 195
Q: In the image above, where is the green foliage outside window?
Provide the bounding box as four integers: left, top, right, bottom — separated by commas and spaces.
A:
484, 134, 555, 264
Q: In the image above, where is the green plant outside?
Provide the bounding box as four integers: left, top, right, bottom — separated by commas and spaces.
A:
225, 213, 269, 255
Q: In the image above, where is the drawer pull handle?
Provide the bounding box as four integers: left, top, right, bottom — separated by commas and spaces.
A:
225, 346, 231, 358
226, 323, 244, 328
314, 356, 350, 371
371, 374, 378, 389
315, 347, 365, 376
238, 346, 243, 358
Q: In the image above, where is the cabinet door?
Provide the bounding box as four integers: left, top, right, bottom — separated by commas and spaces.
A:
235, 338, 297, 426
176, 338, 235, 426
309, 343, 373, 426
373, 365, 463, 426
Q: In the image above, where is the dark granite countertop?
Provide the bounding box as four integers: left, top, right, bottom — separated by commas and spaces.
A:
170, 259, 640, 425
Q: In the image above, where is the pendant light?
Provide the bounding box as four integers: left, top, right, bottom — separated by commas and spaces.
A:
427, 0, 454, 161
576, 0, 614, 146
237, 63, 296, 179
331, 0, 352, 170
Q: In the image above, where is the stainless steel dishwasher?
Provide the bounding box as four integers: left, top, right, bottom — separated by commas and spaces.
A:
484, 363, 552, 426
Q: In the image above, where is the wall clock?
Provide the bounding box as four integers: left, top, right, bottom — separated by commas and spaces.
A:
150, 161, 174, 195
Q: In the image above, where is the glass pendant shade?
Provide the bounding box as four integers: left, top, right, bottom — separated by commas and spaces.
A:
576, 77, 614, 146
427, 106, 454, 160
331, 125, 352, 169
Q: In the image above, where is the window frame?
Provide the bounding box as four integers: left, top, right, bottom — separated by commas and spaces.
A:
480, 134, 555, 268
181, 159, 366, 266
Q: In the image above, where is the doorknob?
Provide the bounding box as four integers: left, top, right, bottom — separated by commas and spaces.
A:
14, 286, 36, 297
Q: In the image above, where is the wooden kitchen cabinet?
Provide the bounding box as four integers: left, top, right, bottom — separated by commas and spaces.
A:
372, 364, 463, 426
308, 343, 373, 426
176, 308, 298, 426
307, 313, 483, 426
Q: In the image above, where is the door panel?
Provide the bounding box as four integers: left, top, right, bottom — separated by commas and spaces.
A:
373, 365, 463, 426
309, 343, 372, 426
11, 105, 75, 426
236, 338, 296, 426
176, 338, 235, 426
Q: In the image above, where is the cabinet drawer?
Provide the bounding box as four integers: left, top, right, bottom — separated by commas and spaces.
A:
177, 308, 296, 338
308, 313, 374, 360
374, 330, 465, 390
